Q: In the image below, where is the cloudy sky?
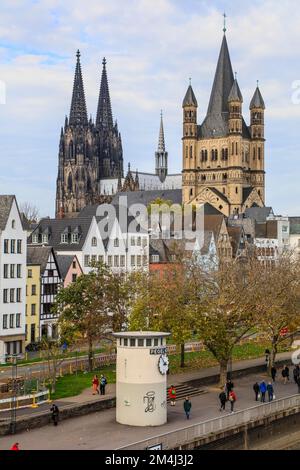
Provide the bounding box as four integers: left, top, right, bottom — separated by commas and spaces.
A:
0, 0, 300, 216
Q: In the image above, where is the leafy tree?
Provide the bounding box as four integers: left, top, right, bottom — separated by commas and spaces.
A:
253, 253, 300, 370
130, 266, 194, 368
40, 334, 74, 393
53, 263, 113, 371
188, 255, 261, 386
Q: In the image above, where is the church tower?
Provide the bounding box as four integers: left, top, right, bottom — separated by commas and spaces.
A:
96, 58, 123, 179
56, 51, 98, 218
155, 112, 168, 183
182, 25, 266, 216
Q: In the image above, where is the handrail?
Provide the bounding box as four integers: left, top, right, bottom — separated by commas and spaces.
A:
116, 394, 300, 450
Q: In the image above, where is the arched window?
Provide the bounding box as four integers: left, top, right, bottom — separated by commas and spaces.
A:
12, 220, 16, 229
67, 173, 73, 192
186, 146, 188, 158
190, 188, 193, 197
87, 176, 91, 192
68, 141, 73, 159
235, 187, 238, 194
205, 150, 208, 161
190, 146, 193, 158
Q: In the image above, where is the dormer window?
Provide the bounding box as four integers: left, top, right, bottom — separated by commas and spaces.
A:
42, 234, 48, 244
61, 233, 68, 244
32, 234, 39, 244
151, 255, 159, 263
71, 233, 79, 244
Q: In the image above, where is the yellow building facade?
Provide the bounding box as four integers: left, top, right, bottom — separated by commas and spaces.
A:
25, 264, 41, 346
182, 33, 265, 216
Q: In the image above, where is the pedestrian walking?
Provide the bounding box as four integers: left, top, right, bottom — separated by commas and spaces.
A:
267, 382, 274, 402
253, 382, 260, 401
168, 385, 176, 406
183, 397, 192, 420
259, 381, 267, 403
282, 365, 290, 384
10, 442, 19, 451
92, 375, 99, 395
225, 379, 234, 400
228, 390, 237, 413
50, 403, 59, 426
293, 365, 300, 384
219, 391, 227, 411
100, 374, 107, 395
265, 349, 271, 368
271, 366, 277, 382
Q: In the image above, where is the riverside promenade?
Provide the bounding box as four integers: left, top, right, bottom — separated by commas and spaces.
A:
0, 352, 298, 450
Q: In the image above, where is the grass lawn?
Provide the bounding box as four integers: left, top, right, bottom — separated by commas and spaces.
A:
50, 365, 116, 400
50, 341, 289, 400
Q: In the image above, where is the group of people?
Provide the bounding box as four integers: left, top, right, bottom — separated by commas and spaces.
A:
253, 381, 274, 402
168, 385, 192, 420
92, 374, 107, 395
219, 379, 237, 413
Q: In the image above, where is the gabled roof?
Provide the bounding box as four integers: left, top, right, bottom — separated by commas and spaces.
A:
250, 86, 265, 110
242, 187, 254, 204
112, 189, 183, 208
204, 214, 225, 240
56, 254, 81, 280
182, 85, 198, 107
29, 217, 93, 251
245, 207, 274, 224
0, 195, 15, 231
27, 246, 54, 274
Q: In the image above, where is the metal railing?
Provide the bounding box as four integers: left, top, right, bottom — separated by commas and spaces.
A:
116, 394, 300, 450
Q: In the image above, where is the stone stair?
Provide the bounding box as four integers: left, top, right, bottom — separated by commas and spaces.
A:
167, 383, 207, 402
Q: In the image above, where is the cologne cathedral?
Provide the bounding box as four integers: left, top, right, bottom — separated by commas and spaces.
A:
55, 52, 123, 217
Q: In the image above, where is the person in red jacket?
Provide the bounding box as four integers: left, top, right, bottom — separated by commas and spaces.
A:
229, 390, 237, 413
168, 385, 176, 406
10, 442, 19, 451
92, 375, 99, 395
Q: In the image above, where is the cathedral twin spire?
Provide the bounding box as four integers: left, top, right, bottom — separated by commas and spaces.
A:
69, 52, 114, 130
69, 50, 88, 127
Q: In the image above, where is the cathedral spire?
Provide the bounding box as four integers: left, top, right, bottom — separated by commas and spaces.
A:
69, 50, 88, 127
96, 57, 113, 128
158, 111, 166, 153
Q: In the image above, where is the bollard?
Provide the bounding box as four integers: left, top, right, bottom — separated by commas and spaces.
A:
31, 391, 39, 408
69, 364, 73, 375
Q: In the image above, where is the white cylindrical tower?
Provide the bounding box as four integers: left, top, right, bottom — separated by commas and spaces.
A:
113, 331, 170, 427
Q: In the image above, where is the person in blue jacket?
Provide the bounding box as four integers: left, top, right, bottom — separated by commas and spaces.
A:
259, 381, 267, 403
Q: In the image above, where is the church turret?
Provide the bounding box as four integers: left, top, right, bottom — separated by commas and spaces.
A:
228, 77, 243, 135
155, 112, 168, 183
250, 84, 265, 139
182, 81, 198, 201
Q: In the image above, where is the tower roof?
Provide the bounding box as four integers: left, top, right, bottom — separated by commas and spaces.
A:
69, 50, 88, 127
200, 34, 250, 139
250, 86, 265, 110
182, 84, 198, 107
157, 112, 166, 153
228, 78, 243, 102
96, 57, 113, 128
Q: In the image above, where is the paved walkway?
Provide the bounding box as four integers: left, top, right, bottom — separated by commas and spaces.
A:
0, 357, 298, 450
0, 352, 292, 420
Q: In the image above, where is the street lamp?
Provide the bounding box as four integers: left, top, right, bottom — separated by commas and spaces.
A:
10, 354, 18, 435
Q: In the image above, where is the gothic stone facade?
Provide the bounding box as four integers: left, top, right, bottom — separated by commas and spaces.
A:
182, 34, 266, 216
56, 53, 123, 218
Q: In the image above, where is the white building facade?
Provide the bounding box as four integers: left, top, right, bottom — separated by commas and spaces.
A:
0, 196, 27, 363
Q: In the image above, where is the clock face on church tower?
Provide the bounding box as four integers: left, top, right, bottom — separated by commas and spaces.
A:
158, 354, 169, 375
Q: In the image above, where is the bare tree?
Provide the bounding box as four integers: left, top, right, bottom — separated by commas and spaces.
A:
19, 202, 39, 223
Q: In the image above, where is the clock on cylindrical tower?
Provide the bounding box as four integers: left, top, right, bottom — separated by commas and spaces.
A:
113, 331, 170, 427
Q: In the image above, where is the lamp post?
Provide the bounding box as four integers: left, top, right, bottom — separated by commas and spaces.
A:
10, 354, 18, 435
